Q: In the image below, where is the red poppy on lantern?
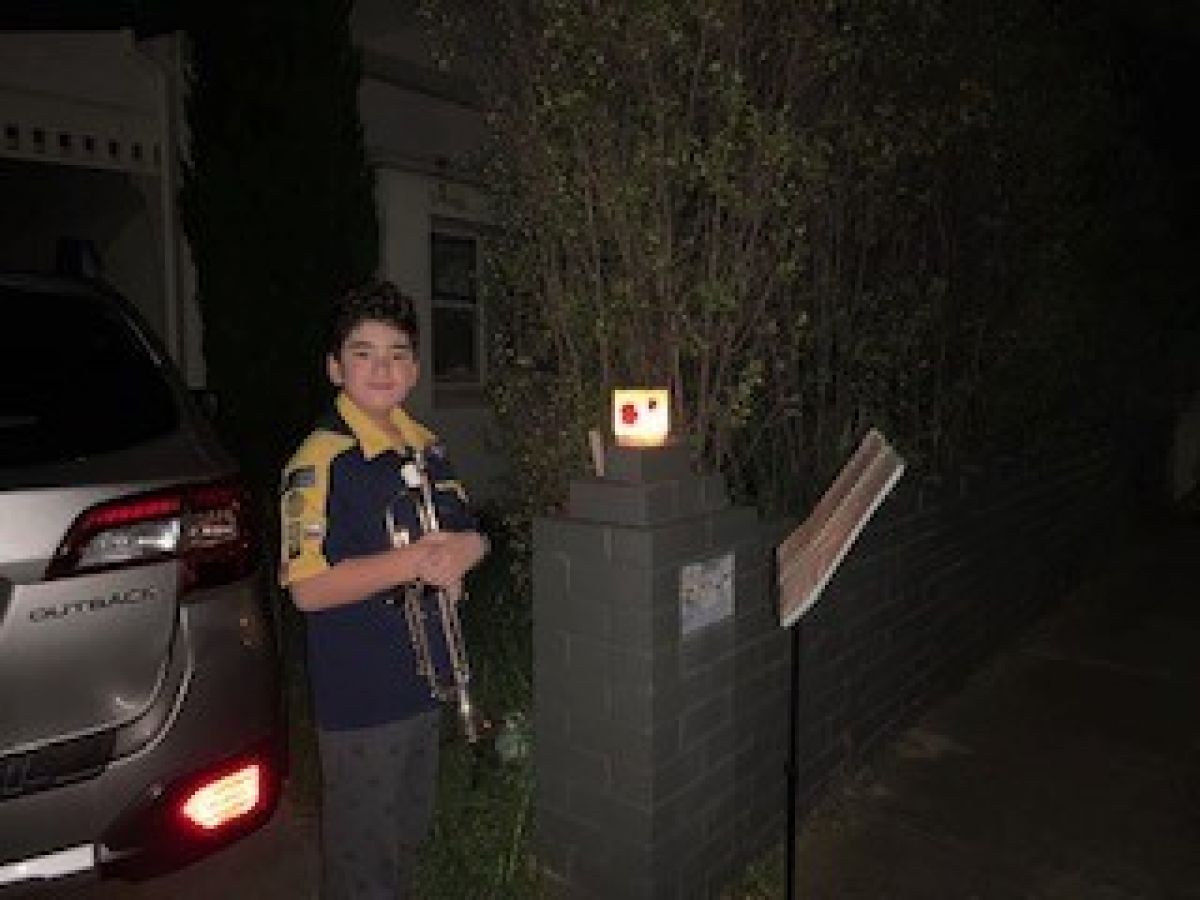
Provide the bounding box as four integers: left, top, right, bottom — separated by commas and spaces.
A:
613, 389, 670, 447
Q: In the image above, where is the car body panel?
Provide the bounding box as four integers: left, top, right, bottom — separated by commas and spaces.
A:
0, 559, 178, 755
0, 274, 283, 885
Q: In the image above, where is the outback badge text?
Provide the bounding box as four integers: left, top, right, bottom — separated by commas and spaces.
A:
28, 586, 157, 623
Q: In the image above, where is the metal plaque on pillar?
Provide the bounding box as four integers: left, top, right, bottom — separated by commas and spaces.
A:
680, 552, 735, 638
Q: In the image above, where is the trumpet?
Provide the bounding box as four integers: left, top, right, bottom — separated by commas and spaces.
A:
385, 449, 491, 745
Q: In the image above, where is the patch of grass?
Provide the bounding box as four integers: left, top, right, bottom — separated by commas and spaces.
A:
417, 734, 540, 898
720, 844, 784, 899
416, 506, 542, 897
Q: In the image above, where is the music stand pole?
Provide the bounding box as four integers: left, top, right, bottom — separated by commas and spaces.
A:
785, 621, 800, 900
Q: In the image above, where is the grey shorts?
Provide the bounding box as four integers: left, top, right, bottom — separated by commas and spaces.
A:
316, 709, 441, 900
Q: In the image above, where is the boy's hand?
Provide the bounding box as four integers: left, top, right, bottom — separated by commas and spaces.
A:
415, 531, 487, 588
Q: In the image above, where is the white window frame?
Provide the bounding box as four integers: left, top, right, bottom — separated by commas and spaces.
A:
429, 219, 485, 399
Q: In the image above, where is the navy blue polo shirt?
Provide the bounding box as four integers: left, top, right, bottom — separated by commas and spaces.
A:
279, 392, 477, 731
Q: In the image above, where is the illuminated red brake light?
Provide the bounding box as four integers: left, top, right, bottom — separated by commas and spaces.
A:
99, 737, 284, 867
179, 764, 263, 833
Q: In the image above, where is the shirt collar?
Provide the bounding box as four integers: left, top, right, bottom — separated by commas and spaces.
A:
335, 392, 436, 460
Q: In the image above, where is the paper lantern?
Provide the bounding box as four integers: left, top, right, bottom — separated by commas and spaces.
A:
613, 388, 670, 447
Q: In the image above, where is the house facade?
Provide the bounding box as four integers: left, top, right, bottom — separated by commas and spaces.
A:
0, 1, 505, 498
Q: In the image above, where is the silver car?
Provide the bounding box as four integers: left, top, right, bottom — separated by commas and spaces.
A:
0, 274, 284, 892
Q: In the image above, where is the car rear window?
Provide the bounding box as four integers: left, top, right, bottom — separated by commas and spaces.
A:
0, 285, 179, 466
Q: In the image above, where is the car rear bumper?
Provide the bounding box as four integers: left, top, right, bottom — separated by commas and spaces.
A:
0, 731, 285, 892
0, 576, 285, 891
0, 844, 96, 890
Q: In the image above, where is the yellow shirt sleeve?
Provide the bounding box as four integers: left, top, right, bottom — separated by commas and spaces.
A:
278, 432, 351, 587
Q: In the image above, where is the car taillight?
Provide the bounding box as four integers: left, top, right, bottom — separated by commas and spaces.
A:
179, 764, 262, 833
99, 736, 284, 871
46, 478, 257, 591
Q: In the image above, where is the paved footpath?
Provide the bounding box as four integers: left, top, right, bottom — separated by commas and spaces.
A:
790, 516, 1200, 899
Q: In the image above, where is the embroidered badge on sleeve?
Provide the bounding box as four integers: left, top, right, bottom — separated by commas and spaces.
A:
284, 465, 317, 492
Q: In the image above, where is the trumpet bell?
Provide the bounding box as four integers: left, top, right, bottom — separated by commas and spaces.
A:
457, 692, 494, 745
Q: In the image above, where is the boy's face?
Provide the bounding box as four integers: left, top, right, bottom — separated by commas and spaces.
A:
327, 319, 418, 421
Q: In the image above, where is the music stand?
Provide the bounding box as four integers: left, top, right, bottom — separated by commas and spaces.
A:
776, 429, 906, 899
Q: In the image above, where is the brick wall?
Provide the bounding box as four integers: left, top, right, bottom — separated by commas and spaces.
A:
533, 443, 786, 899
532, 439, 1124, 898
789, 443, 1123, 812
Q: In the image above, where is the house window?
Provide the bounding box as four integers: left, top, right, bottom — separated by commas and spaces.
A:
430, 230, 482, 387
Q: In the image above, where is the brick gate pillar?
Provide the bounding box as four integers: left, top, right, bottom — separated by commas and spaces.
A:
532, 442, 786, 899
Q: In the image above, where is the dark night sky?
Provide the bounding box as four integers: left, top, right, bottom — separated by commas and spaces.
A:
1111, 2, 1200, 363
1096, 2, 1200, 243
1114, 7, 1200, 172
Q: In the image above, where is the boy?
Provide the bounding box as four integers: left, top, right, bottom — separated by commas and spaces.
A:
279, 280, 488, 899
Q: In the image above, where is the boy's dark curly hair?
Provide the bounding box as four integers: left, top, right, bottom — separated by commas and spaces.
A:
326, 279, 420, 357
